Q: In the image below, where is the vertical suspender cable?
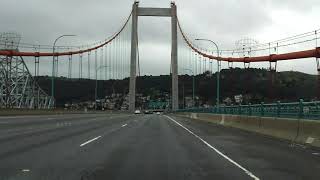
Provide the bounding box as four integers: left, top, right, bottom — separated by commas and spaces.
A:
106, 45, 108, 80
88, 51, 91, 79
95, 50, 97, 80
115, 36, 118, 79
120, 32, 123, 79
68, 55, 72, 78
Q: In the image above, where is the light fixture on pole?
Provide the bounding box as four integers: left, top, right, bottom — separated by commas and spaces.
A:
195, 38, 220, 108
95, 65, 110, 110
52, 34, 76, 107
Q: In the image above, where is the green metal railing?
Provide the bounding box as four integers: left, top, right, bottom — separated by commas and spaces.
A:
177, 100, 320, 120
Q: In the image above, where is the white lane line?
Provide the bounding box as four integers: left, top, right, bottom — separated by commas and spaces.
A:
165, 115, 260, 180
80, 136, 102, 147
121, 124, 127, 127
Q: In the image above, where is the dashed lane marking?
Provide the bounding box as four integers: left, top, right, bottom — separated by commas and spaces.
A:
80, 136, 102, 147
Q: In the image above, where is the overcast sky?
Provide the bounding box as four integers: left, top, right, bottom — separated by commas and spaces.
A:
1, 0, 320, 76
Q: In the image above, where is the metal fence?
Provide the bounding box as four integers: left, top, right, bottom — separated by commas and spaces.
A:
177, 100, 320, 120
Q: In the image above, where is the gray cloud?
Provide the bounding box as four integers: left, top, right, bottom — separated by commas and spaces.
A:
264, 0, 319, 12
0, 0, 319, 76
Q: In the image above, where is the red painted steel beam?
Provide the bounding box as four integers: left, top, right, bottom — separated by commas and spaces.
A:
0, 47, 319, 63
217, 48, 320, 62
187, 47, 320, 63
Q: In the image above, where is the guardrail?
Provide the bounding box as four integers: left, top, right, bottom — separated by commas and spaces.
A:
177, 100, 320, 120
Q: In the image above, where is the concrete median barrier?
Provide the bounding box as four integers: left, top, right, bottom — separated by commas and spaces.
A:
174, 112, 320, 148
259, 117, 299, 142
296, 119, 320, 147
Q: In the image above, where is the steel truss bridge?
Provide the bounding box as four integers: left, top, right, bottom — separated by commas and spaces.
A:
0, 1, 319, 111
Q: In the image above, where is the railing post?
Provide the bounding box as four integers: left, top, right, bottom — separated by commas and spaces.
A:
238, 105, 241, 115
299, 99, 304, 119
249, 103, 252, 116
261, 102, 265, 117
277, 101, 281, 117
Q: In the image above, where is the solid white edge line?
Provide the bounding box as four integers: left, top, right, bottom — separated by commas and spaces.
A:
121, 124, 128, 127
80, 136, 102, 147
164, 115, 260, 180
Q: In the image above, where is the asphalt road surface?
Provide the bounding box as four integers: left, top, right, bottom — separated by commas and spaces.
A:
0, 113, 319, 180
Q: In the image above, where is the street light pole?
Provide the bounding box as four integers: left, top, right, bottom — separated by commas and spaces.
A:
95, 65, 110, 110
195, 39, 220, 108
183, 68, 195, 108
52, 34, 76, 107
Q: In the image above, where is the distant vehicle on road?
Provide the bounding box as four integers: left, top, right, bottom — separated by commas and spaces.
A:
134, 110, 141, 114
156, 112, 161, 115
144, 110, 153, 114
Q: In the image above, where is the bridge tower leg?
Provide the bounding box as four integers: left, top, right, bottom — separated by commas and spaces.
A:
171, 2, 179, 111
129, 2, 139, 112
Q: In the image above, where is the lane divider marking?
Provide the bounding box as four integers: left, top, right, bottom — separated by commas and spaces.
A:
80, 136, 102, 147
165, 115, 260, 180
79, 117, 134, 148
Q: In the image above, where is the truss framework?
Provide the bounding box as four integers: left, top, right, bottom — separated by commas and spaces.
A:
0, 55, 53, 109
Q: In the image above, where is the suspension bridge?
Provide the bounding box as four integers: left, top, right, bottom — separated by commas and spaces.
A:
0, 1, 319, 111
1, 2, 320, 180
